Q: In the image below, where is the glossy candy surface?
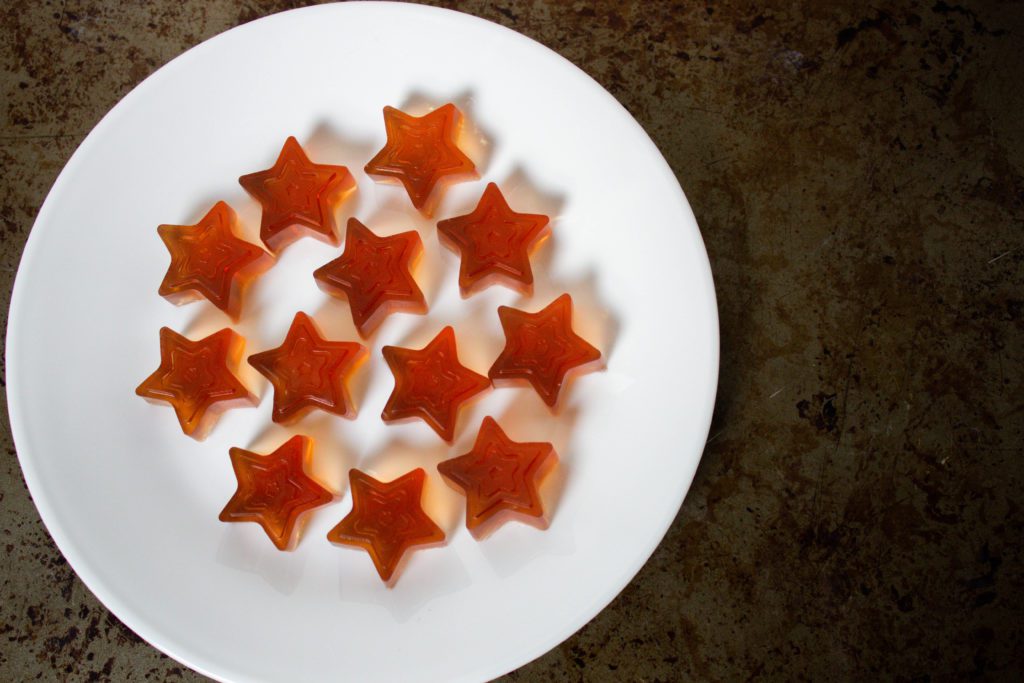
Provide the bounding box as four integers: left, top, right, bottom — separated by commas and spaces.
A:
364, 104, 476, 213
248, 312, 366, 424
313, 218, 426, 337
135, 327, 255, 439
437, 183, 549, 295
239, 136, 355, 252
438, 417, 557, 538
326, 468, 444, 583
157, 201, 271, 320
381, 326, 490, 441
219, 435, 333, 550
489, 293, 601, 407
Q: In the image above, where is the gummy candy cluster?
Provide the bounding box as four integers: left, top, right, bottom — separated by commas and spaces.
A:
136, 104, 601, 584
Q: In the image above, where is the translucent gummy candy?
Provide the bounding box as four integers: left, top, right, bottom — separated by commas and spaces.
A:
489, 293, 601, 407
219, 435, 333, 550
326, 468, 444, 583
248, 312, 366, 424
364, 104, 476, 213
381, 326, 490, 441
436, 183, 549, 295
157, 201, 271, 320
437, 417, 557, 538
239, 136, 355, 252
313, 218, 426, 337
136, 327, 255, 439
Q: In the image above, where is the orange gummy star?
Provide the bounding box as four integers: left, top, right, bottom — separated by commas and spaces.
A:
437, 183, 550, 296
136, 327, 255, 439
327, 468, 445, 583
313, 218, 426, 337
381, 326, 491, 441
239, 136, 355, 252
438, 417, 558, 538
157, 201, 271, 320
247, 312, 367, 424
219, 435, 333, 550
489, 294, 602, 407
364, 104, 476, 213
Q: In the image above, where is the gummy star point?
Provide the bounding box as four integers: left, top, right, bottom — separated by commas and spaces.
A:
247, 312, 367, 424
438, 417, 557, 537
437, 183, 550, 295
364, 104, 476, 213
219, 435, 333, 550
381, 326, 491, 441
313, 218, 426, 336
157, 202, 271, 319
239, 136, 355, 252
136, 327, 255, 439
327, 468, 445, 583
489, 293, 602, 407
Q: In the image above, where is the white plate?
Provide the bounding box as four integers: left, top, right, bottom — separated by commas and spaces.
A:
6, 3, 718, 682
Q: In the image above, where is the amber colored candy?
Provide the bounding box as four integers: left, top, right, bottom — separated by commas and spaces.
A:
489, 294, 601, 407
438, 417, 558, 538
437, 183, 550, 296
247, 312, 366, 424
313, 218, 426, 337
239, 136, 355, 252
136, 327, 255, 439
381, 326, 491, 441
364, 104, 476, 213
219, 435, 333, 550
326, 468, 444, 583
157, 201, 271, 320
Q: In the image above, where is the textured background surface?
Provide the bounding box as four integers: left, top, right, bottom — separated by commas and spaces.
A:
2, 1, 1023, 680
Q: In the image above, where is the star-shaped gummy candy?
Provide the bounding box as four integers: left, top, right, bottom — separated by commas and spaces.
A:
326, 468, 444, 583
489, 293, 601, 407
381, 326, 490, 441
438, 417, 557, 538
437, 183, 550, 295
313, 218, 426, 337
157, 201, 271, 320
247, 312, 366, 424
239, 136, 355, 252
136, 327, 255, 439
364, 104, 476, 213
219, 435, 333, 550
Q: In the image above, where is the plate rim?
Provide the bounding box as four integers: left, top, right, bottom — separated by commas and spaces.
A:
5, 3, 720, 681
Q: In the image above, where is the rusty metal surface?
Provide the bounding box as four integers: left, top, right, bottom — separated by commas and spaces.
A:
1, 1, 1022, 680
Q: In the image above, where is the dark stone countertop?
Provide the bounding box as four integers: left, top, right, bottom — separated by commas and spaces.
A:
2, 1, 1022, 680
